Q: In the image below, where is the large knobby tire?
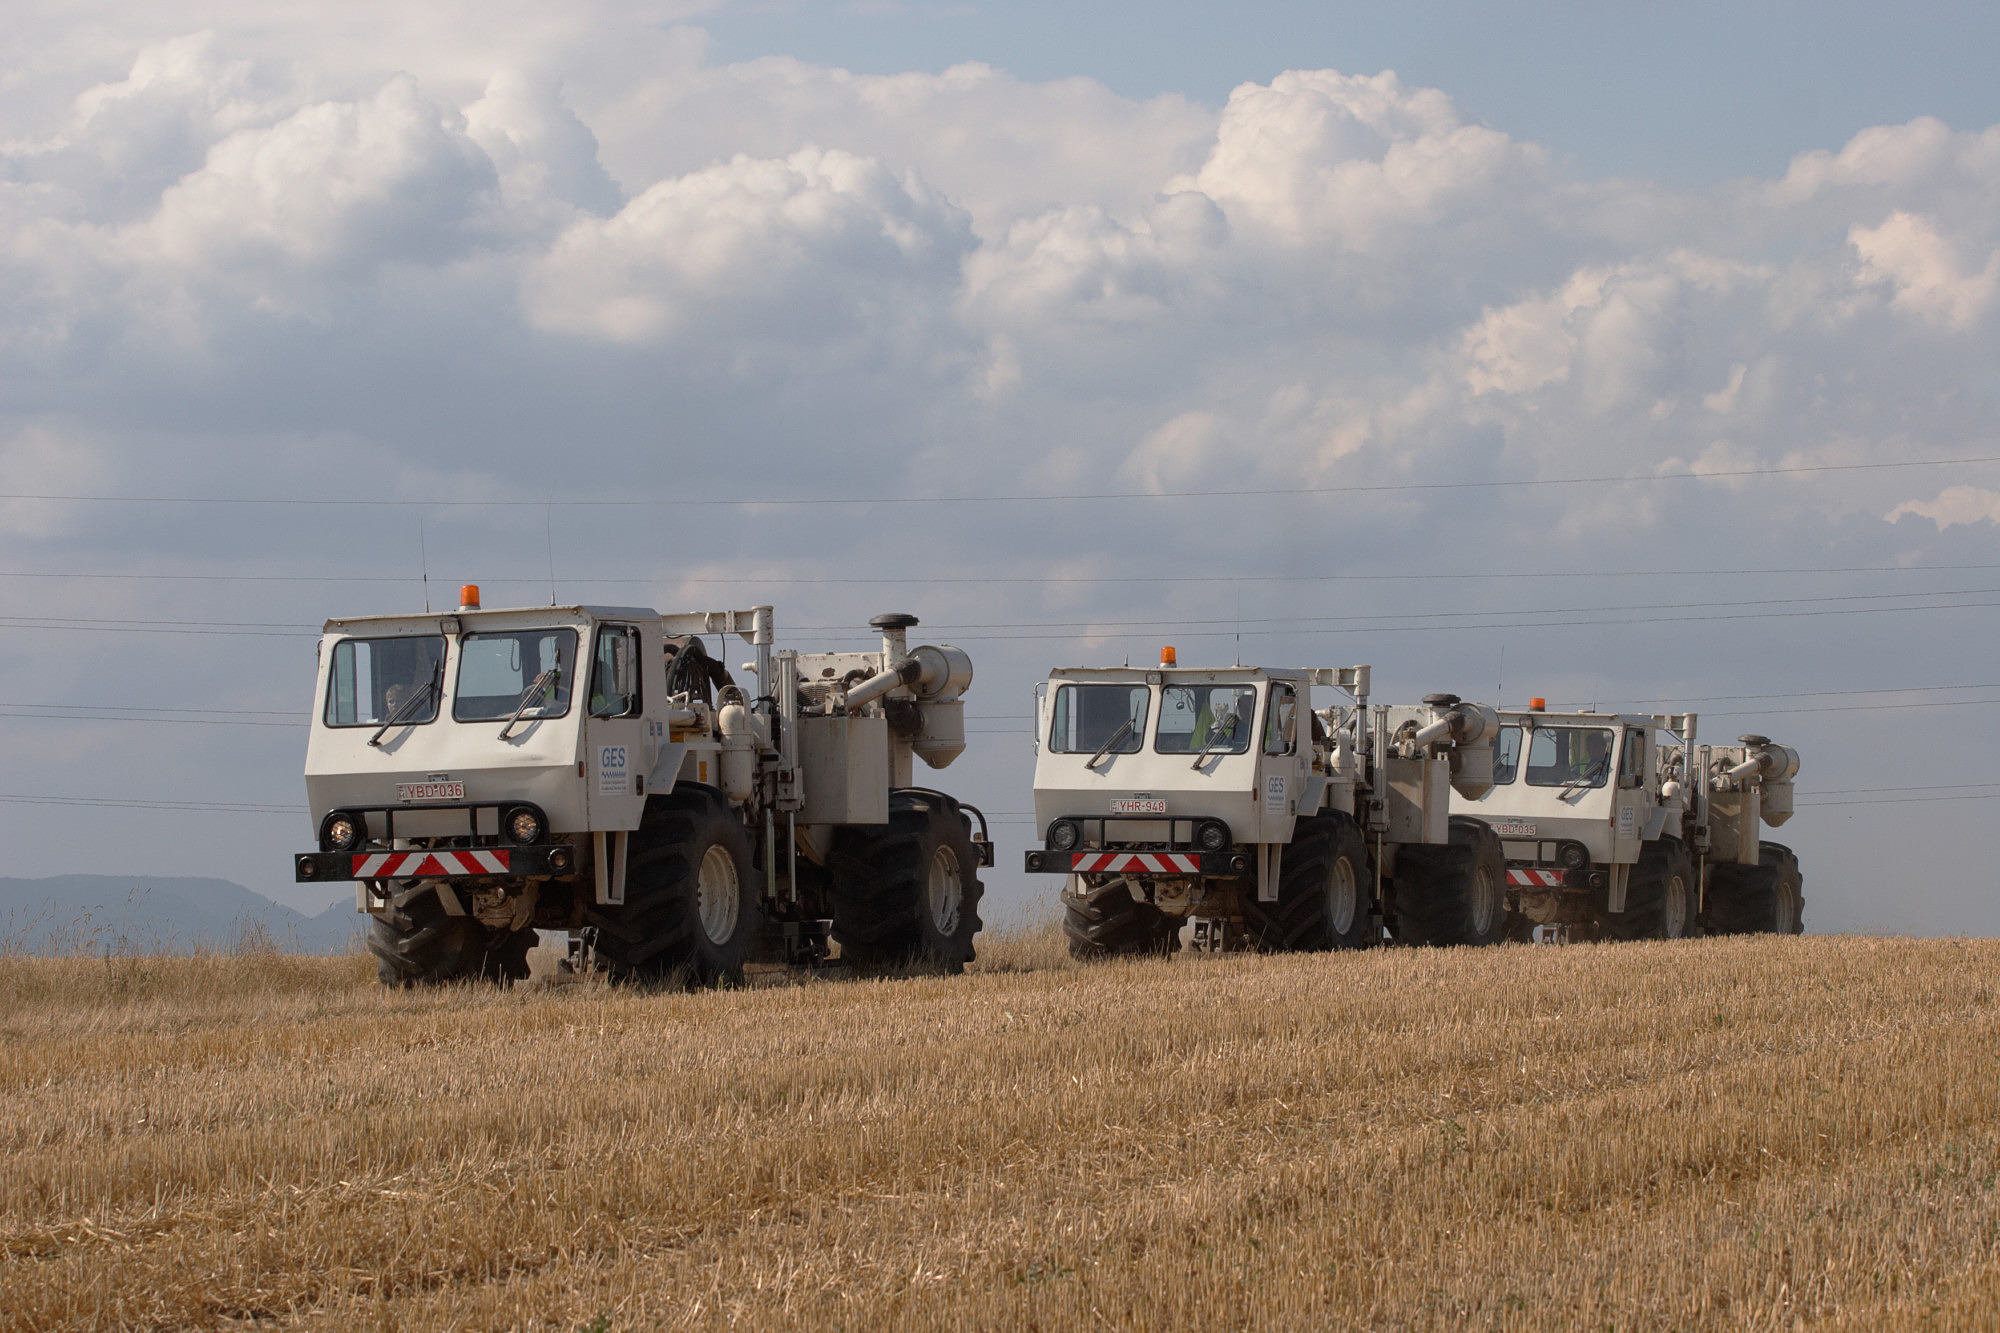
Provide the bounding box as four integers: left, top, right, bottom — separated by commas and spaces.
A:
1394, 817, 1506, 948
1601, 836, 1697, 941
1242, 813, 1375, 952
367, 881, 535, 987
1708, 841, 1805, 936
586, 788, 761, 985
830, 790, 986, 974
1062, 877, 1182, 960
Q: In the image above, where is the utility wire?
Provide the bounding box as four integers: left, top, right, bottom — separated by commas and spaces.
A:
0, 793, 300, 813
14, 562, 2000, 586
9, 584, 2000, 642
1, 452, 1994, 509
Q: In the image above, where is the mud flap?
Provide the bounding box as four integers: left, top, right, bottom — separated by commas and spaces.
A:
1257, 842, 1284, 903
593, 830, 629, 906
1606, 862, 1630, 914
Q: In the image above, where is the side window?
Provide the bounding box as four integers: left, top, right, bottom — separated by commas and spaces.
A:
1621, 729, 1646, 787
1491, 725, 1522, 784
1264, 682, 1297, 755
590, 625, 642, 718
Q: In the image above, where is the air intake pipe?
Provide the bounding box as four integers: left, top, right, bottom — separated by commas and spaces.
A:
844, 644, 974, 712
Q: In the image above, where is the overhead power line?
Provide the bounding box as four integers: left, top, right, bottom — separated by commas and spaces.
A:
8, 584, 2000, 643
0, 453, 1994, 510
0, 793, 300, 813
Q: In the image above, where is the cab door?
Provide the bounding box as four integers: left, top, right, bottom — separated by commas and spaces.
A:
1611, 727, 1648, 863
582, 622, 648, 831
1257, 680, 1304, 841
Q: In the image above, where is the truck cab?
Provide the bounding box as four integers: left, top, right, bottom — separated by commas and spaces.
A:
1029, 665, 1320, 886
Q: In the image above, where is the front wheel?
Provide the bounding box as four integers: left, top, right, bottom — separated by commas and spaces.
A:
1062, 877, 1181, 960
830, 791, 986, 973
367, 881, 535, 987
586, 788, 761, 985
1602, 837, 1697, 941
1242, 813, 1375, 951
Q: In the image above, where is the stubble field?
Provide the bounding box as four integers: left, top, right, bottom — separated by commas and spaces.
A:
3, 929, 1998, 1331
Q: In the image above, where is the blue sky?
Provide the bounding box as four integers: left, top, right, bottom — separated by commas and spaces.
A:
703, 1, 2000, 182
2, 0, 1999, 936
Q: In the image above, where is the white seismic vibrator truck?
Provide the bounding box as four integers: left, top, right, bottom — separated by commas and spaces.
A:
1449, 702, 1803, 940
1023, 651, 1510, 956
295, 592, 992, 984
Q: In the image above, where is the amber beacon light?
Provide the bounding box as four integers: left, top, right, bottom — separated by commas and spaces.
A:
1160, 646, 1177, 667
458, 584, 481, 611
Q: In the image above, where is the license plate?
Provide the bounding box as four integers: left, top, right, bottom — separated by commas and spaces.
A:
1111, 798, 1167, 815
397, 781, 464, 803
1495, 821, 1537, 837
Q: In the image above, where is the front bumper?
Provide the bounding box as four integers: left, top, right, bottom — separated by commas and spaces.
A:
295, 844, 576, 883
1024, 849, 1248, 876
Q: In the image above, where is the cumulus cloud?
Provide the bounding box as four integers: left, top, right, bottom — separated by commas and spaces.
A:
1850, 210, 1999, 329
1174, 69, 1550, 251
1888, 485, 2000, 529
524, 147, 970, 344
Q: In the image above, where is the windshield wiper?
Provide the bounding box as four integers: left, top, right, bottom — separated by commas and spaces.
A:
498, 668, 558, 741
1085, 718, 1135, 770
1559, 756, 1611, 799
1189, 717, 1240, 770
368, 663, 441, 747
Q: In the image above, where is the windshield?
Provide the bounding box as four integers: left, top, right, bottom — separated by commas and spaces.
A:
1525, 726, 1614, 788
324, 636, 445, 728
1049, 683, 1149, 754
1155, 683, 1257, 755
1491, 725, 1522, 784
453, 629, 578, 722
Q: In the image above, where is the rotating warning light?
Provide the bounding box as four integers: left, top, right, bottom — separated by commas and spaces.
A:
459, 584, 481, 610
1160, 646, 1177, 667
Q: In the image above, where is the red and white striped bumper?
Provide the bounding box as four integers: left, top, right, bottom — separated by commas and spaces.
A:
1508, 868, 1567, 888
354, 850, 510, 877
295, 844, 573, 882
1072, 851, 1200, 874
1024, 848, 1246, 875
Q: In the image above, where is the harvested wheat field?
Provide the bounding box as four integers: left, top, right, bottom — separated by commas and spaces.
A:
3, 931, 1998, 1331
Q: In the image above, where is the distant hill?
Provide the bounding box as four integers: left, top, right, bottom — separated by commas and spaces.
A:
0, 875, 361, 955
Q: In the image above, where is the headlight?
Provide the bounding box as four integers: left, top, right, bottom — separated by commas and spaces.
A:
1557, 841, 1589, 871
1048, 820, 1080, 852
1197, 820, 1230, 852
505, 807, 544, 845
320, 813, 361, 853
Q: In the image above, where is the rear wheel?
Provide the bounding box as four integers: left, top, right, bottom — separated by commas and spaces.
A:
367, 881, 535, 987
1601, 836, 1697, 941
1394, 817, 1506, 948
1708, 841, 1805, 935
586, 788, 760, 985
1062, 877, 1182, 960
830, 791, 985, 973
1242, 813, 1375, 951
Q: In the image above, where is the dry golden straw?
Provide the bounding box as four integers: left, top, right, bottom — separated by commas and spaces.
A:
2, 931, 1996, 1329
